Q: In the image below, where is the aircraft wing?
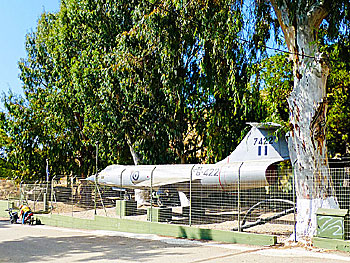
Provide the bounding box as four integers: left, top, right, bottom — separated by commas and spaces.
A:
136, 178, 190, 187
135, 164, 199, 187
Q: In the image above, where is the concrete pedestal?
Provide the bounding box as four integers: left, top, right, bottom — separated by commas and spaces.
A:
116, 200, 137, 216
147, 207, 172, 222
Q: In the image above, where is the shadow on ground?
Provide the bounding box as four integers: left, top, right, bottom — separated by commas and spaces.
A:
0, 218, 12, 229
0, 228, 200, 262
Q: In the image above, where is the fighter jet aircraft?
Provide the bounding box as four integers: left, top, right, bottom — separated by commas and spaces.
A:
87, 123, 290, 197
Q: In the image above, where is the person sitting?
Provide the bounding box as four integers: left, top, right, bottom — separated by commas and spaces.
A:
19, 204, 32, 224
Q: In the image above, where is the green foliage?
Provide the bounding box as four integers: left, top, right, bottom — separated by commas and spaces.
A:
255, 53, 293, 128
2, 0, 349, 181
0, 116, 15, 179
325, 39, 350, 157
1, 0, 265, 180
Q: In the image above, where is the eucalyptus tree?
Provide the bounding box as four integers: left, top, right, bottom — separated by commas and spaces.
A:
325, 39, 350, 158
114, 0, 264, 164
5, 0, 348, 238
3, 0, 262, 180
256, 48, 350, 160
243, 0, 349, 237
1, 93, 48, 180
270, 0, 349, 238
0, 120, 13, 178
14, 1, 138, 178
191, 0, 266, 163
255, 54, 292, 125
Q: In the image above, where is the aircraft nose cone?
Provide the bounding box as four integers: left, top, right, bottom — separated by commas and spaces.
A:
86, 174, 96, 182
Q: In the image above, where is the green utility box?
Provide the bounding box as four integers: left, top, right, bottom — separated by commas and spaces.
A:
116, 200, 137, 216
316, 208, 348, 240
147, 207, 172, 222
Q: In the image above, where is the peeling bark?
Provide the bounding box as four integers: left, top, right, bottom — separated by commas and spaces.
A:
270, 0, 338, 238
287, 49, 339, 237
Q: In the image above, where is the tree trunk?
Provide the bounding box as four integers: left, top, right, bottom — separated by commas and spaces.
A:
125, 131, 140, 165
271, 1, 338, 238
287, 46, 339, 238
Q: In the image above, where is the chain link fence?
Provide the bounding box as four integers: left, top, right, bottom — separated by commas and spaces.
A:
1, 167, 350, 241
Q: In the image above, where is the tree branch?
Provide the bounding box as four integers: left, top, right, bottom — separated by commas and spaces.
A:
125, 131, 140, 165
269, 0, 295, 53
307, 2, 329, 29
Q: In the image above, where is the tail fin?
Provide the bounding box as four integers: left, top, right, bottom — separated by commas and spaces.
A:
217, 122, 289, 164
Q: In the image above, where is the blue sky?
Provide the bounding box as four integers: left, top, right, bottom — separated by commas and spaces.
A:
0, 1, 60, 99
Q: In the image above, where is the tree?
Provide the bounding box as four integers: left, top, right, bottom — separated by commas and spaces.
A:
260, 0, 349, 237
256, 54, 292, 125
4, 0, 348, 238
112, 0, 264, 164
1, 92, 47, 180
0, 112, 16, 178
2, 0, 265, 179
325, 39, 350, 157
239, 0, 348, 238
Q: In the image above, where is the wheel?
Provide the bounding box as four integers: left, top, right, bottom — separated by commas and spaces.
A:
124, 193, 131, 200
157, 198, 164, 207
158, 186, 180, 207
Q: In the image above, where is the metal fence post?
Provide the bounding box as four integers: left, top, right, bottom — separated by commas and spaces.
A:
95, 141, 99, 215
119, 169, 126, 219
72, 178, 74, 217
71, 175, 76, 217
238, 162, 243, 232
50, 175, 56, 215
120, 171, 122, 219
150, 166, 156, 222
189, 165, 195, 227
96, 182, 107, 216
33, 181, 37, 211
292, 161, 297, 242
20, 181, 23, 205
94, 174, 98, 216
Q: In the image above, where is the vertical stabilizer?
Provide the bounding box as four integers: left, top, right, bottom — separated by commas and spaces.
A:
217, 122, 289, 164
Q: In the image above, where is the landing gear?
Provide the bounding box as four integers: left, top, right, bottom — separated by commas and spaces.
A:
153, 186, 180, 207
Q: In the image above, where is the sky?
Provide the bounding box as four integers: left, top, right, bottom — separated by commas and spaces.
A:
0, 1, 60, 101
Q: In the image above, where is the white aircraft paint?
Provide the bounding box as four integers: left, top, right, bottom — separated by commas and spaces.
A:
87, 122, 290, 191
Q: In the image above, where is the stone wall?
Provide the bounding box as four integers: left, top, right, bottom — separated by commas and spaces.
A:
0, 180, 19, 200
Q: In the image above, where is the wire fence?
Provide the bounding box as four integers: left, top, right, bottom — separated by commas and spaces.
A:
1, 167, 350, 241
